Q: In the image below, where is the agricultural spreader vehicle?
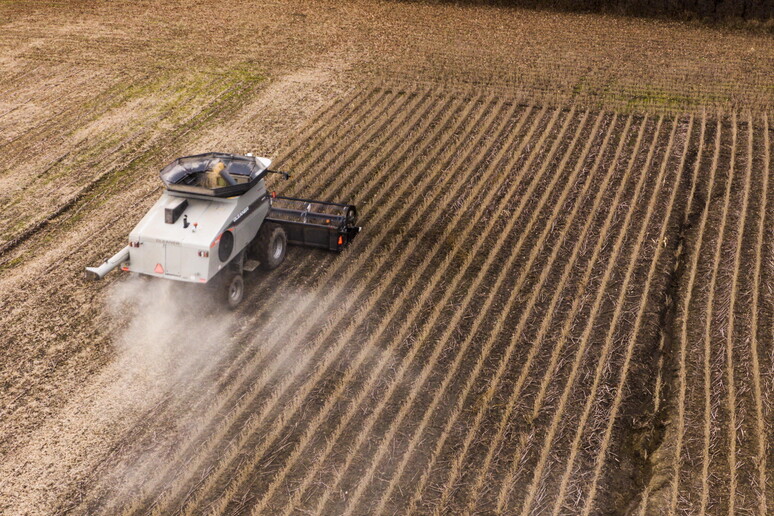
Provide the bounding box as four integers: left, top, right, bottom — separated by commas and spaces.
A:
86, 152, 360, 308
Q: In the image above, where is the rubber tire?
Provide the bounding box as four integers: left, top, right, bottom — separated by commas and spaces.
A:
223, 272, 244, 310
255, 223, 287, 271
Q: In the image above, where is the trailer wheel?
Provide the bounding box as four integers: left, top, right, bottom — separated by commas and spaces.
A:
223, 272, 244, 309
255, 223, 287, 271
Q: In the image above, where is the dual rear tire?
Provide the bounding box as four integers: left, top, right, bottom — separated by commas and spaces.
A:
254, 223, 287, 271
222, 223, 287, 310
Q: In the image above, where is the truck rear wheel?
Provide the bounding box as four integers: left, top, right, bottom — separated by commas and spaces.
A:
223, 271, 244, 309
254, 223, 287, 271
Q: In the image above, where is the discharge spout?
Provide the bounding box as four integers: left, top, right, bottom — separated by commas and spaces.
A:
85, 246, 130, 280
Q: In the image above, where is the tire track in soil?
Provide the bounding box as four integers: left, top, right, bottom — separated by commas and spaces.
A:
544, 113, 668, 514
466, 113, 624, 512
515, 116, 675, 514
672, 115, 735, 515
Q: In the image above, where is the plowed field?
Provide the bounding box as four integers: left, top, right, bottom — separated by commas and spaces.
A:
1, 1, 771, 515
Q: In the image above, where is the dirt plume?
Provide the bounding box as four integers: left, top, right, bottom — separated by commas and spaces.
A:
0, 276, 238, 514
106, 275, 237, 389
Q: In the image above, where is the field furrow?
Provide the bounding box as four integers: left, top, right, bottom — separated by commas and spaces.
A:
724, 113, 759, 514
414, 112, 629, 516
203, 97, 518, 515
3, 4, 773, 515
611, 113, 705, 515
764, 113, 774, 511
569, 115, 694, 515
755, 115, 771, 513
117, 92, 494, 514
249, 102, 534, 515
506, 116, 672, 514
667, 116, 723, 514
698, 114, 739, 515
335, 107, 585, 516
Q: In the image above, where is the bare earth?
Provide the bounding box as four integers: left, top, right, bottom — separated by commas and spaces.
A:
0, 1, 772, 514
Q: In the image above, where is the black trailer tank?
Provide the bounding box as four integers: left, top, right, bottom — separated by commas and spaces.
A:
265, 195, 360, 251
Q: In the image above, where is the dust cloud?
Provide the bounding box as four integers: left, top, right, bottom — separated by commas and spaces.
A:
0, 276, 239, 514
106, 275, 238, 392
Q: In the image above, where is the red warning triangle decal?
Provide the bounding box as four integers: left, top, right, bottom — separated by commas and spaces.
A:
154, 263, 164, 274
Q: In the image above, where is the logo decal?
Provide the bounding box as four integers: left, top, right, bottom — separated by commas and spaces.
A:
232, 206, 249, 224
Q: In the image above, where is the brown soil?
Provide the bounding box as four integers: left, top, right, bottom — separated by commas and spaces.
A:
0, 1, 771, 514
